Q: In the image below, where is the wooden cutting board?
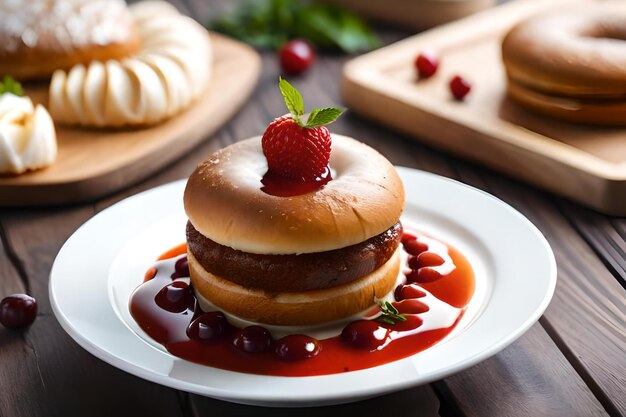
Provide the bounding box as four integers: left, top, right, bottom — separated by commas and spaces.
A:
342, 0, 626, 216
0, 33, 261, 206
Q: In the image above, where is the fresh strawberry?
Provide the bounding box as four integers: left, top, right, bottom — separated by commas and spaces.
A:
262, 115, 331, 181
262, 78, 344, 182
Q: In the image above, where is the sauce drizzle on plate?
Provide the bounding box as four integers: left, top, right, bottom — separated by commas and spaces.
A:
129, 231, 474, 376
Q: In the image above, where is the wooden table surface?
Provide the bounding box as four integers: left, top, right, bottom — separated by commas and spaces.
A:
1, 1, 625, 416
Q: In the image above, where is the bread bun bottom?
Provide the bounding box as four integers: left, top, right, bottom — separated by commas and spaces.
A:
188, 248, 401, 326
507, 81, 626, 126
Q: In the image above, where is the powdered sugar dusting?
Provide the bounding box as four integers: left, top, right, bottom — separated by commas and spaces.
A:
0, 0, 135, 53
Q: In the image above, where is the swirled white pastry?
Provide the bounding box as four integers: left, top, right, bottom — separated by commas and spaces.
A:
0, 94, 57, 174
49, 1, 212, 127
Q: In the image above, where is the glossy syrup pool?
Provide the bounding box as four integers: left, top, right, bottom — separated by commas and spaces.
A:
129, 231, 475, 376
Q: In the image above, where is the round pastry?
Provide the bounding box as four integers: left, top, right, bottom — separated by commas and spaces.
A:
185, 135, 405, 325
0, 93, 57, 175
501, 2, 626, 125
49, 1, 212, 127
0, 0, 139, 81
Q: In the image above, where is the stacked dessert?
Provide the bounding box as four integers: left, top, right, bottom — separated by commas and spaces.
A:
184, 79, 405, 325
130, 80, 475, 375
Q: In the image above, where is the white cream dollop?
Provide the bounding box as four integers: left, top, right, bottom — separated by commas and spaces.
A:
0, 93, 57, 174
49, 1, 212, 127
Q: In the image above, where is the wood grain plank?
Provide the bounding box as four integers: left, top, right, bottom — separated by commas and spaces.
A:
0, 222, 45, 417
0, 207, 94, 315
0, 208, 187, 417
0, 222, 26, 296
558, 202, 626, 289
452, 164, 626, 416
435, 324, 607, 417
189, 384, 441, 417
22, 316, 185, 417
0, 328, 48, 417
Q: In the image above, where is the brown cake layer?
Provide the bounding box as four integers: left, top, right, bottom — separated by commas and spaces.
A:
186, 221, 402, 292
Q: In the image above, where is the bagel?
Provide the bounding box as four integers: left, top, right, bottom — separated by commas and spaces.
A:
501, 2, 626, 125
184, 134, 405, 255
183, 134, 405, 325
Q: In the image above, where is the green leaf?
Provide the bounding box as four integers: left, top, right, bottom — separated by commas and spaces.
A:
305, 107, 345, 128
279, 77, 305, 120
0, 76, 23, 96
295, 4, 380, 53
207, 0, 380, 53
375, 300, 407, 325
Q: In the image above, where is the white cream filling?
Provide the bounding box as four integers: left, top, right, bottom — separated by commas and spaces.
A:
0, 93, 57, 174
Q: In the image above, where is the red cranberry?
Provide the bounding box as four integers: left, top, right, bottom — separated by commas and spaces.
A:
394, 299, 429, 314
416, 252, 445, 268
389, 314, 424, 332
341, 320, 389, 350
403, 239, 428, 256
0, 294, 37, 329
450, 75, 471, 100
394, 284, 426, 301
154, 281, 194, 313
407, 268, 443, 284
401, 233, 417, 246
275, 334, 321, 361
415, 51, 439, 79
187, 312, 229, 341
171, 256, 189, 279
279, 39, 315, 75
233, 326, 273, 353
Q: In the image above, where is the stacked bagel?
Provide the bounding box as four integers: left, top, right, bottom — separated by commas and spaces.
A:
184, 135, 405, 326
501, 1, 626, 125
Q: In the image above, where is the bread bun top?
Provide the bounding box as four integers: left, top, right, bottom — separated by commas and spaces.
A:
184, 135, 405, 254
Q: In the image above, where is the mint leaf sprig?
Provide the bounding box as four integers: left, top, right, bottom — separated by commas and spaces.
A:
376, 300, 407, 325
0, 76, 23, 96
210, 0, 380, 53
278, 77, 344, 128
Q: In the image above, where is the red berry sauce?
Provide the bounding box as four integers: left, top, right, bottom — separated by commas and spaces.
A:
261, 166, 332, 197
129, 231, 474, 376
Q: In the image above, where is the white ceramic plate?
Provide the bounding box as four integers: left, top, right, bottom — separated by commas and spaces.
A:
49, 167, 556, 407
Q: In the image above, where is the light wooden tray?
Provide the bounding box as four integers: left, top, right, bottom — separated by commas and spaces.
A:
0, 33, 261, 206
323, 0, 496, 30
342, 0, 626, 216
